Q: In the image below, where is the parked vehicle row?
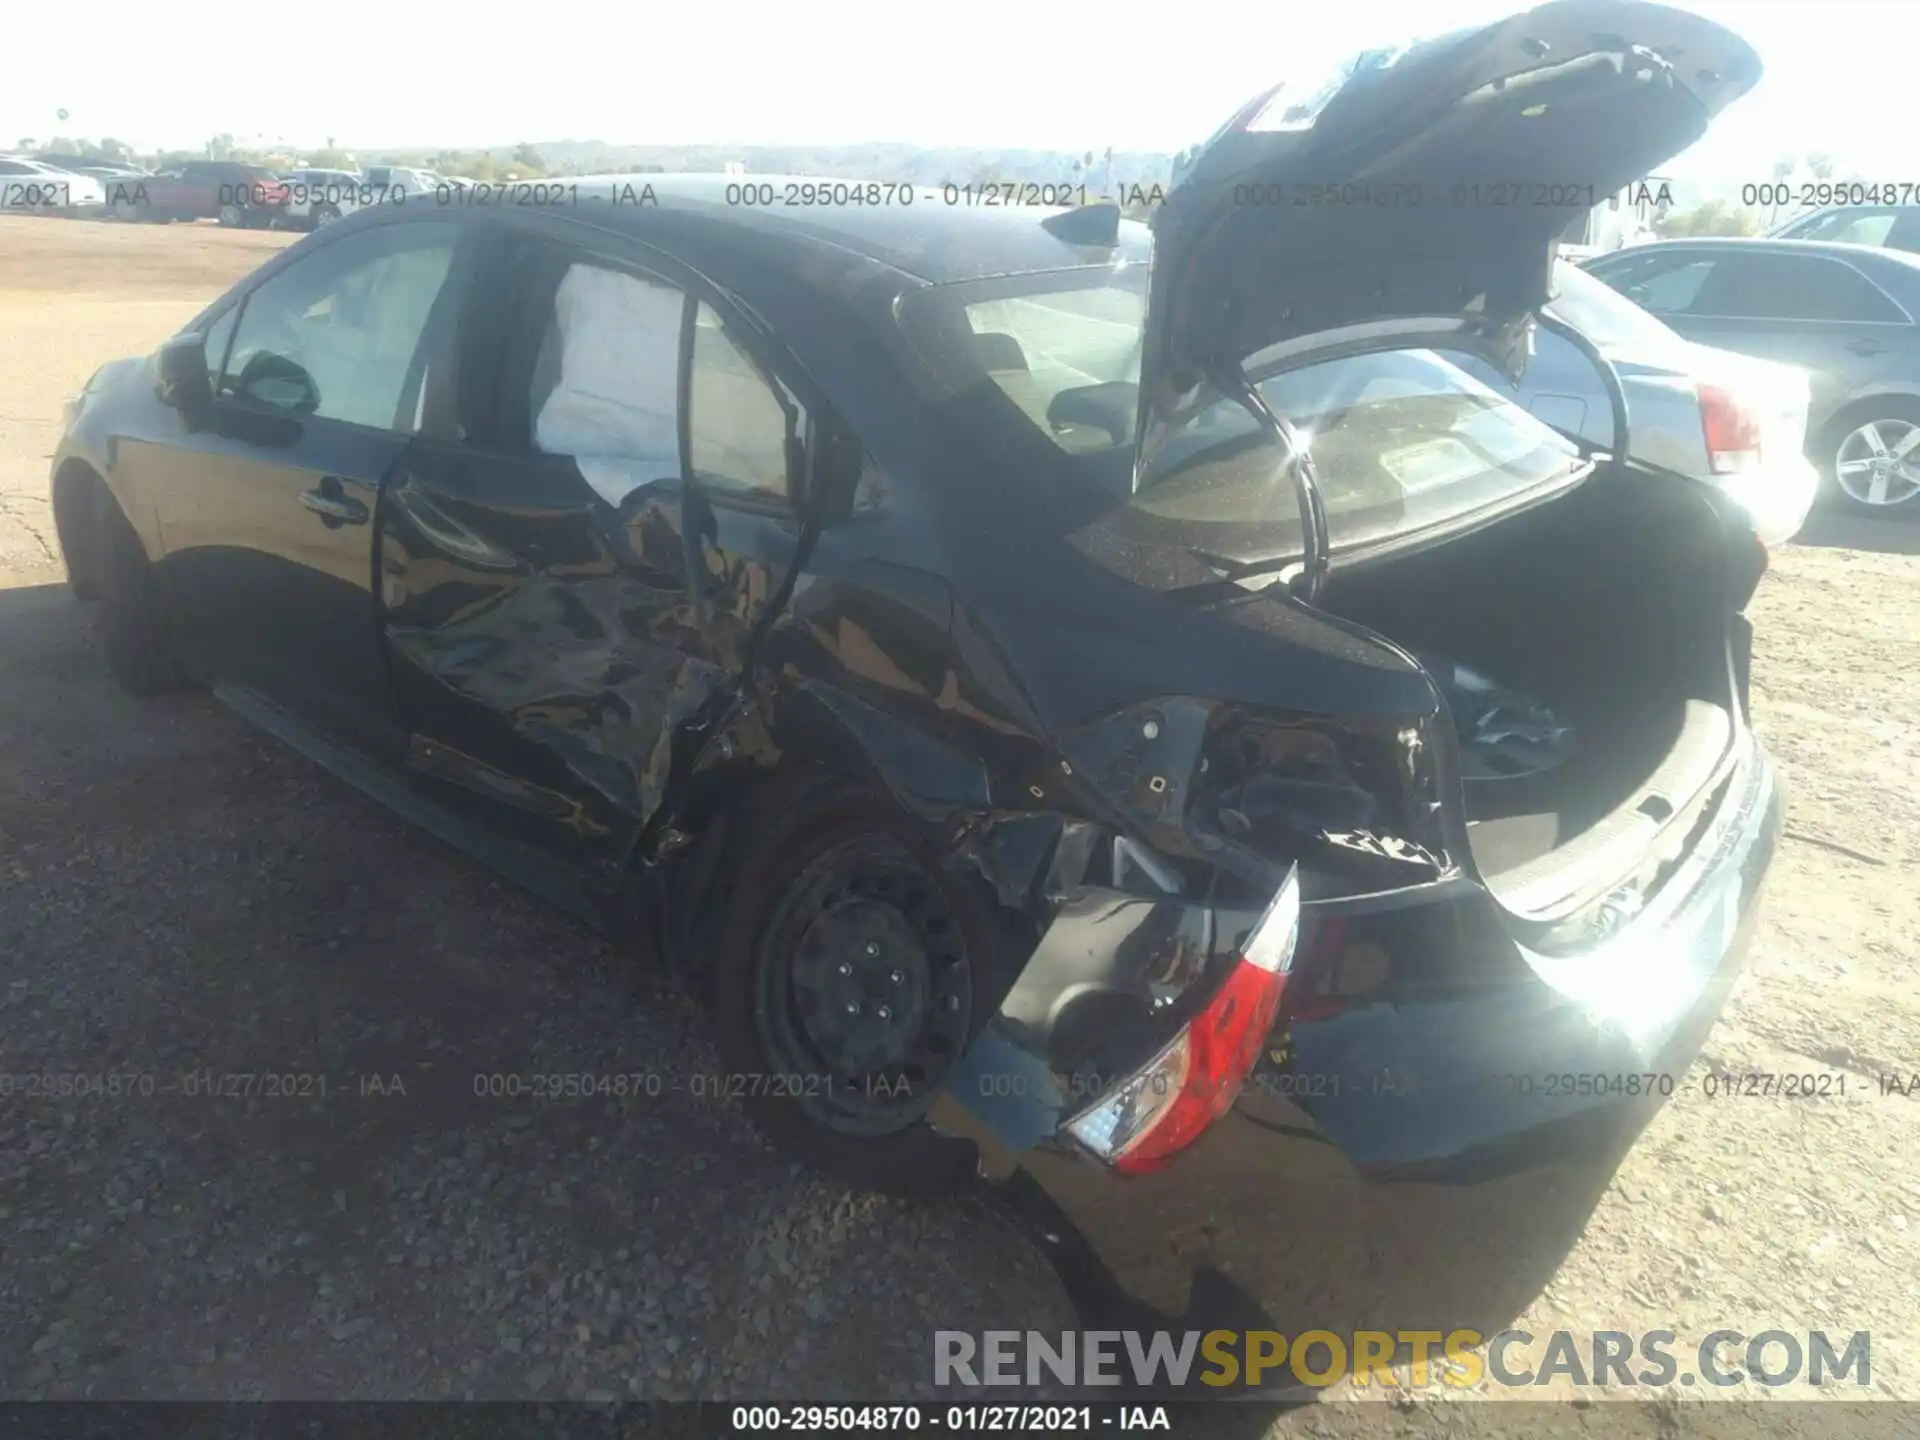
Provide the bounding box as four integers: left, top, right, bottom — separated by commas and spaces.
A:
0, 155, 107, 214
49, 0, 1786, 1343
4, 155, 475, 230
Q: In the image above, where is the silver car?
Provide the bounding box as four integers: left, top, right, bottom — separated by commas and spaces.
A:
1450, 260, 1818, 545
1585, 238, 1920, 519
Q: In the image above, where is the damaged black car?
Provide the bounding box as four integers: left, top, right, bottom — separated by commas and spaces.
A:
52, 0, 1779, 1343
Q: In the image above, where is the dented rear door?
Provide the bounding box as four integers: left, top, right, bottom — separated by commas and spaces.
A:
378, 218, 793, 878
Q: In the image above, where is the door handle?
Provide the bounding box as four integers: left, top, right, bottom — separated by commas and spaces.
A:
1846, 337, 1889, 357
300, 485, 369, 525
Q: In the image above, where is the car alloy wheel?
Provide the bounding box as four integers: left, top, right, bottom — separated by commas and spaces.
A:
217, 202, 244, 227
1834, 418, 1920, 510
313, 203, 341, 227
751, 834, 973, 1138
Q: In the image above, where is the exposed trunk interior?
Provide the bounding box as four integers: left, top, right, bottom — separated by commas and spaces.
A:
1317, 470, 1746, 919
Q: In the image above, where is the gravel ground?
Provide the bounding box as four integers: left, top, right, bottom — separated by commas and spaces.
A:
1, 216, 1916, 1432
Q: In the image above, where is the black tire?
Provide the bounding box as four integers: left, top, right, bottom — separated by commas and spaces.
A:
1817, 398, 1920, 519
312, 203, 341, 228
710, 786, 1004, 1195
216, 201, 245, 228
92, 488, 187, 696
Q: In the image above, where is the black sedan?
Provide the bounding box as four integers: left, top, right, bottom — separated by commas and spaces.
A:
51, 0, 1781, 1357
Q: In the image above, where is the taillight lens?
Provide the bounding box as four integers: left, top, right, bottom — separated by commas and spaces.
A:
1067, 865, 1301, 1175
1699, 384, 1762, 475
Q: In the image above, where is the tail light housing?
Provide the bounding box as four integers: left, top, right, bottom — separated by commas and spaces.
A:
1067, 865, 1301, 1174
1699, 383, 1762, 475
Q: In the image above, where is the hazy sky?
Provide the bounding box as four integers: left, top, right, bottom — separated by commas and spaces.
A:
1, 0, 1903, 182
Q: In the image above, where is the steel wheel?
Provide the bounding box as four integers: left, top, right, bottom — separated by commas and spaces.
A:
751, 834, 973, 1137
1834, 417, 1920, 510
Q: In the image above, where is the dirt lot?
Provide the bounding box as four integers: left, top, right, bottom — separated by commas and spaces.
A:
1, 215, 1916, 1431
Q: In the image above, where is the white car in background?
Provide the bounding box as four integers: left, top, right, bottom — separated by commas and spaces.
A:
360, 165, 439, 203
278, 168, 364, 230
0, 157, 106, 215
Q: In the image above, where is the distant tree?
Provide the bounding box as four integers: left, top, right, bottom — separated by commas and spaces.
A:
307, 148, 356, 170
206, 133, 237, 159
1806, 151, 1836, 181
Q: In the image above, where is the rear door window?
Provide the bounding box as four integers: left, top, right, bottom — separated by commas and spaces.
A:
530, 263, 686, 505
524, 257, 802, 508
689, 302, 803, 500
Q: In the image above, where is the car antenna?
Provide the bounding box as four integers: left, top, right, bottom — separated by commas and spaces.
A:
1041, 200, 1121, 247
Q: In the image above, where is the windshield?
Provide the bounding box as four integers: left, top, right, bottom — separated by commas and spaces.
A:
1545, 261, 1680, 350
901, 266, 1584, 563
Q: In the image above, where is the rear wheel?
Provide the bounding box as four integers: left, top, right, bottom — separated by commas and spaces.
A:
1821, 401, 1920, 518
216, 201, 244, 228
711, 790, 995, 1194
93, 489, 187, 696
312, 202, 342, 228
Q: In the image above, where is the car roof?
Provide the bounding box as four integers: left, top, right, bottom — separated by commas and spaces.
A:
552, 173, 1153, 285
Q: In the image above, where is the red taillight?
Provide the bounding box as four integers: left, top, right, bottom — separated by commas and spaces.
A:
1110, 958, 1289, 1174
1699, 383, 1762, 475
1066, 865, 1301, 1175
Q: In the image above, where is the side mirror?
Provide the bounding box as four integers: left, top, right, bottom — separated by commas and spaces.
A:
233, 351, 320, 416
153, 333, 212, 420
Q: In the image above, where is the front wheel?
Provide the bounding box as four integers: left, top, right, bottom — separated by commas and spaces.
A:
1823, 402, 1920, 518
312, 202, 342, 228
711, 792, 997, 1194
216, 201, 244, 228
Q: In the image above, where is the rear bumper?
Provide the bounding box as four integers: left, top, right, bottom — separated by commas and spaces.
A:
989, 736, 1781, 1335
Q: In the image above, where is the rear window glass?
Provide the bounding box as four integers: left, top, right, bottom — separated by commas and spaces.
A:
1130, 349, 1583, 558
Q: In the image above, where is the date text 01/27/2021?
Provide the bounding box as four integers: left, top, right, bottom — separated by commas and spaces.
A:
728, 1405, 1173, 1432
